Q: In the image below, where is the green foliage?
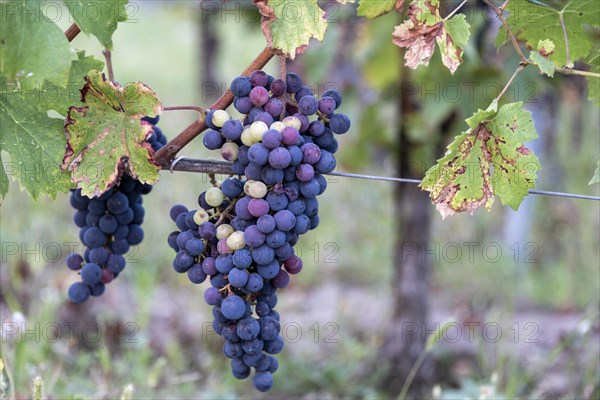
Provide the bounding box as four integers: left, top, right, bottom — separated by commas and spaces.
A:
357, 0, 401, 18
392, 0, 470, 74
0, 0, 75, 85
585, 42, 599, 105
0, 77, 73, 201
63, 71, 162, 197
253, 0, 327, 59
496, 0, 600, 68
420, 102, 540, 218
65, 0, 129, 50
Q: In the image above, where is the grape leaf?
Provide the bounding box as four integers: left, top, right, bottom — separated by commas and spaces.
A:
63, 71, 162, 197
357, 0, 403, 18
0, 0, 76, 85
0, 77, 73, 200
420, 102, 540, 218
530, 52, 556, 77
253, 0, 327, 59
590, 161, 600, 185
585, 44, 599, 105
0, 158, 8, 203
40, 51, 105, 116
496, 0, 600, 67
392, 0, 470, 74
64, 0, 128, 50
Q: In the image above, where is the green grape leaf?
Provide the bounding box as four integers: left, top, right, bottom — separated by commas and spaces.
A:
357, 0, 403, 18
392, 0, 470, 74
496, 0, 600, 67
0, 78, 73, 200
590, 161, 600, 185
0, 158, 8, 203
335, 0, 356, 4
530, 51, 556, 77
40, 51, 105, 116
0, 0, 76, 85
420, 102, 540, 218
64, 0, 129, 50
585, 44, 599, 105
253, 0, 327, 59
63, 71, 162, 197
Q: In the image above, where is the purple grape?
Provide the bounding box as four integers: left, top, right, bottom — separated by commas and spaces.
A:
248, 198, 270, 217
229, 268, 249, 287
298, 95, 318, 115
286, 73, 303, 93
268, 147, 292, 169
315, 149, 336, 173
301, 143, 321, 164
295, 85, 313, 101
66, 253, 84, 270
231, 76, 252, 97
248, 144, 270, 166
222, 119, 243, 141
202, 257, 218, 275
293, 113, 310, 132
245, 163, 263, 181
308, 120, 325, 137
244, 225, 266, 247
281, 127, 300, 146
265, 229, 286, 248
203, 129, 224, 150
295, 163, 315, 181
328, 113, 351, 134
274, 210, 296, 231
261, 166, 284, 185
255, 111, 274, 126
266, 192, 288, 211
221, 295, 246, 320
234, 96, 253, 114
245, 272, 264, 292
323, 89, 342, 108
233, 248, 253, 269
300, 178, 321, 198
204, 287, 223, 305
257, 214, 276, 233
318, 96, 336, 115
250, 86, 269, 106
234, 196, 253, 220
292, 214, 310, 234
250, 70, 269, 87
270, 79, 286, 96
262, 129, 282, 149
264, 98, 283, 117
188, 264, 207, 284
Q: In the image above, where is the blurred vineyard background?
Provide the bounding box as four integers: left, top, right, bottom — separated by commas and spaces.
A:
1, 1, 599, 399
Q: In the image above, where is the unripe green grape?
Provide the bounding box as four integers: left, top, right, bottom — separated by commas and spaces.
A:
283, 116, 301, 130
205, 187, 225, 207
226, 230, 246, 250
212, 110, 230, 127
194, 209, 210, 225
216, 224, 234, 239
241, 127, 254, 146
244, 180, 268, 199
221, 142, 239, 161
269, 121, 286, 132
250, 121, 268, 142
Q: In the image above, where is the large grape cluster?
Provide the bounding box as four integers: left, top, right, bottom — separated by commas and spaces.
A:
65, 116, 166, 303
167, 71, 350, 392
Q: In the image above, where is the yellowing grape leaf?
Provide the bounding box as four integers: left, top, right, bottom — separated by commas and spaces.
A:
64, 0, 129, 50
392, 0, 470, 74
496, 0, 600, 67
0, 77, 73, 201
420, 102, 540, 218
63, 71, 162, 197
357, 0, 403, 18
253, 0, 327, 59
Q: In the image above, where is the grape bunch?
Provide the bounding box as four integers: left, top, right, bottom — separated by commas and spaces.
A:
167, 71, 350, 391
65, 116, 166, 303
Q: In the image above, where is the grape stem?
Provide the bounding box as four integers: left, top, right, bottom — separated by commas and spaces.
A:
153, 47, 276, 166
103, 49, 115, 82
163, 106, 205, 114
65, 23, 81, 42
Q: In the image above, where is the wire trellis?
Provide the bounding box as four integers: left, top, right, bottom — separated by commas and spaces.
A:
165, 157, 600, 202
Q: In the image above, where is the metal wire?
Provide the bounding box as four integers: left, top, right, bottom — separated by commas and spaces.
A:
166, 158, 600, 202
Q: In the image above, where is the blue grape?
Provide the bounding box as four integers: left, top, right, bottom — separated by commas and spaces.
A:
187, 264, 207, 284
248, 144, 269, 166
68, 282, 91, 303
233, 248, 253, 269
265, 192, 288, 211
268, 147, 292, 169
222, 119, 243, 141
318, 96, 336, 115
234, 97, 254, 114
253, 372, 274, 392
66, 253, 84, 270
286, 73, 303, 93
203, 129, 224, 150
245, 272, 264, 292
328, 113, 351, 134
221, 295, 246, 320
81, 263, 102, 285
298, 95, 318, 115
204, 287, 222, 305
231, 76, 252, 97
229, 268, 249, 288
295, 85, 313, 101
237, 317, 260, 340
274, 210, 296, 232
250, 70, 269, 87
256, 214, 276, 234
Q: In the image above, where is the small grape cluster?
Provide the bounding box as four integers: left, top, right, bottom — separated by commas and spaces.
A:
167, 71, 350, 392
65, 116, 166, 303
